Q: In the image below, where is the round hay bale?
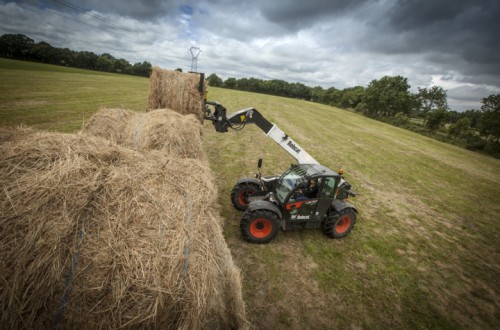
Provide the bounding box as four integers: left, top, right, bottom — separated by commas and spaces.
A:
0, 127, 247, 329
83, 108, 205, 160
148, 67, 206, 122
81, 108, 132, 143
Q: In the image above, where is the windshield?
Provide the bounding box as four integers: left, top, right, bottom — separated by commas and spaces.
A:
275, 164, 317, 203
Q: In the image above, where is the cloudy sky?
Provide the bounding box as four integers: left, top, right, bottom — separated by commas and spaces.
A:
1, 0, 499, 111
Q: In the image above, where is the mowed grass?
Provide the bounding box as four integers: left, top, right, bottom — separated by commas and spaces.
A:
0, 58, 149, 132
1, 59, 499, 329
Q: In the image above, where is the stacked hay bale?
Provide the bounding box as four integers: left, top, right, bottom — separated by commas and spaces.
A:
0, 69, 247, 329
83, 108, 205, 160
0, 127, 246, 329
148, 67, 206, 122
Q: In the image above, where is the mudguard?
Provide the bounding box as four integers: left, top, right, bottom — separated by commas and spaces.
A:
331, 200, 358, 214
235, 178, 261, 187
246, 200, 283, 220
236, 176, 278, 191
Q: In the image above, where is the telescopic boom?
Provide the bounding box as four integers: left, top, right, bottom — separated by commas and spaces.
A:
203, 101, 319, 165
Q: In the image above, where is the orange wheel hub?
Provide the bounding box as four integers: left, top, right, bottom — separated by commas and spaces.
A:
336, 215, 351, 234
238, 191, 251, 206
250, 218, 272, 238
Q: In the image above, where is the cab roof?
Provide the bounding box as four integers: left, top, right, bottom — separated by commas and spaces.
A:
291, 163, 340, 178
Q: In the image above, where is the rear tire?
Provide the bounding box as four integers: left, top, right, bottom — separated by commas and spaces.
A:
231, 182, 260, 211
323, 208, 356, 239
240, 209, 280, 244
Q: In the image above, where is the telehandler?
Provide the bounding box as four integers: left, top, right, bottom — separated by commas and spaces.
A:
200, 76, 357, 244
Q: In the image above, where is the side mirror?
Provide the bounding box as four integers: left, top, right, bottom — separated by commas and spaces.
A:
257, 158, 263, 169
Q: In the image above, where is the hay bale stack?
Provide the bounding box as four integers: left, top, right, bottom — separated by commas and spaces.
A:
148, 67, 206, 122
0, 127, 247, 329
83, 108, 204, 160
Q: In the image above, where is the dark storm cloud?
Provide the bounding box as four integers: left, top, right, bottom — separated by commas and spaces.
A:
387, 0, 499, 32
259, 0, 368, 30
374, 0, 500, 77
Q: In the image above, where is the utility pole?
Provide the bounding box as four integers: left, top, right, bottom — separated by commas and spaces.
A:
189, 46, 201, 72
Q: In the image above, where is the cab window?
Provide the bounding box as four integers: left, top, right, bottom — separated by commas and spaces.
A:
320, 177, 336, 198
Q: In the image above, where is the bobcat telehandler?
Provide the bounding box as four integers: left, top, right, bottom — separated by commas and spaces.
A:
200, 77, 357, 244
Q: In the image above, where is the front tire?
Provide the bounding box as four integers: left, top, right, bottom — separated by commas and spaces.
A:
240, 209, 280, 244
323, 208, 356, 239
230, 182, 260, 211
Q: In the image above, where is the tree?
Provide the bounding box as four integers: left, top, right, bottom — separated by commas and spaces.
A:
416, 86, 448, 115
363, 76, 413, 117
426, 108, 449, 131
340, 86, 365, 109
236, 78, 250, 91
131, 61, 152, 77
267, 79, 288, 96
30, 41, 57, 64
207, 73, 223, 87
324, 87, 341, 107
0, 33, 151, 77
448, 117, 472, 138
96, 54, 114, 72
114, 58, 131, 73
224, 77, 237, 89
59, 47, 76, 66
289, 82, 310, 99
479, 94, 500, 141
247, 77, 262, 92
311, 86, 325, 103
416, 86, 448, 124
0, 34, 34, 59
75, 51, 98, 70
462, 109, 483, 129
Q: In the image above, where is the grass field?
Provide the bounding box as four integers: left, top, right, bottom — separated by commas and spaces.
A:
0, 58, 149, 132
1, 58, 499, 329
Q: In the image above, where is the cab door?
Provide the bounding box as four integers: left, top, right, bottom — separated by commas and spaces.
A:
286, 176, 338, 222
314, 176, 338, 218
286, 198, 319, 221
285, 178, 321, 221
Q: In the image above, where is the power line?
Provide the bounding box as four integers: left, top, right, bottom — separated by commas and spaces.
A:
22, 2, 102, 31
20, 2, 161, 54
48, 0, 136, 33
20, 1, 147, 42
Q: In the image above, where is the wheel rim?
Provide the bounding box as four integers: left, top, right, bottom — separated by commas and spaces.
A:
335, 215, 352, 234
250, 218, 273, 238
238, 190, 253, 206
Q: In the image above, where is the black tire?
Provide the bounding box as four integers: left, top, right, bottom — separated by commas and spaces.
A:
230, 182, 260, 211
240, 209, 280, 244
323, 208, 356, 239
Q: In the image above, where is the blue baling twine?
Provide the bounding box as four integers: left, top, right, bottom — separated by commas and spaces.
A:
52, 225, 86, 329
183, 194, 191, 276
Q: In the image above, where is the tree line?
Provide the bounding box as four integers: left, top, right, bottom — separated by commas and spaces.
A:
207, 73, 500, 158
0, 33, 151, 77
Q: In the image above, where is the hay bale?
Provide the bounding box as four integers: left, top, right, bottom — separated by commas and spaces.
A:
83, 108, 204, 160
148, 67, 206, 122
80, 108, 132, 143
0, 127, 247, 329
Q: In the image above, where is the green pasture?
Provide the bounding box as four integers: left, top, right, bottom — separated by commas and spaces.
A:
0, 58, 149, 132
1, 58, 498, 329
